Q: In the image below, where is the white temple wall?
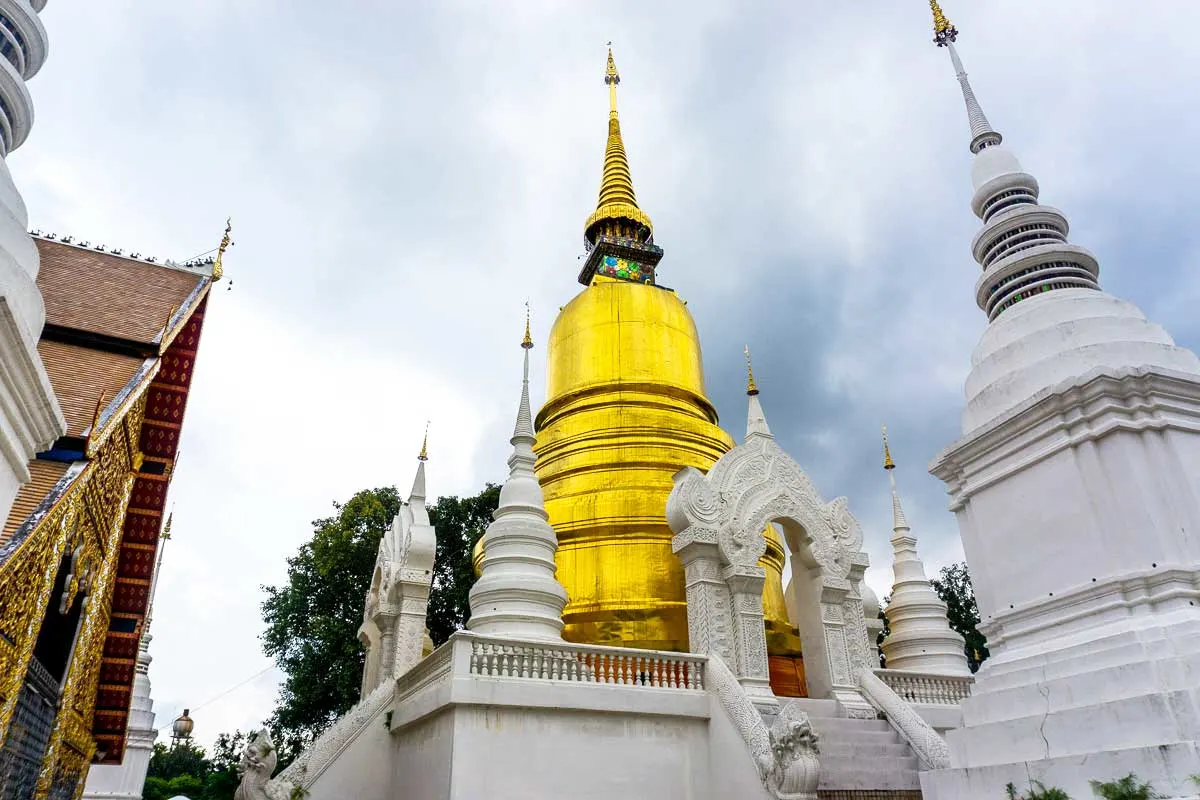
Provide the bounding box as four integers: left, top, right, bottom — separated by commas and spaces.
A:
445, 707, 709, 800
301, 690, 396, 800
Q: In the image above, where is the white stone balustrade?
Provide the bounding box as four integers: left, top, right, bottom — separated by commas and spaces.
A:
873, 669, 972, 706
467, 635, 705, 690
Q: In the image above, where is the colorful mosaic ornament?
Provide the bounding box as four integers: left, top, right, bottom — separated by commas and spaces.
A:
597, 256, 654, 284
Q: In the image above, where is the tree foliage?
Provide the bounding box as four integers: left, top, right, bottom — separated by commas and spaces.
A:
427, 484, 500, 645
141, 738, 242, 800
261, 487, 402, 753
928, 562, 990, 672
259, 483, 499, 755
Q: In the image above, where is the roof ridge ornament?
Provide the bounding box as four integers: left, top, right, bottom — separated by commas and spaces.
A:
211, 218, 232, 281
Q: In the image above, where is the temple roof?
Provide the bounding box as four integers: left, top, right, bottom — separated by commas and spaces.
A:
38, 240, 209, 346
2, 234, 216, 764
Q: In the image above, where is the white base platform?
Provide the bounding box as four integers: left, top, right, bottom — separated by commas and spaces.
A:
921, 612, 1200, 799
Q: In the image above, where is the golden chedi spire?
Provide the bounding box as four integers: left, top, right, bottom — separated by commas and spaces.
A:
883, 424, 896, 470
583, 47, 654, 247
418, 421, 429, 462
929, 0, 959, 46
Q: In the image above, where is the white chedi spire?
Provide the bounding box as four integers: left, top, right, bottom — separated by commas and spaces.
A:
467, 315, 568, 641
930, 3, 1200, 434
879, 428, 969, 676
744, 346, 771, 440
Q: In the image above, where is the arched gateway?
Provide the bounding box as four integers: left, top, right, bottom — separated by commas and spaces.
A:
666, 389, 876, 718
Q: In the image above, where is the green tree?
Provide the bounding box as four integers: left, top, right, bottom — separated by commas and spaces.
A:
260, 483, 500, 756
427, 484, 500, 645
146, 739, 208, 780
929, 562, 990, 672
261, 487, 402, 755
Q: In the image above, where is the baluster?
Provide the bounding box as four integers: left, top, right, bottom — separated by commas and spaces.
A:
519, 649, 529, 679
486, 643, 497, 676
650, 657, 660, 688
586, 652, 596, 683
694, 661, 704, 690
603, 653, 613, 684
470, 642, 480, 675
622, 655, 632, 685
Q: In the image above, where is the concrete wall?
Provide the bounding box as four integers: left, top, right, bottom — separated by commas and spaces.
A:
303, 693, 396, 800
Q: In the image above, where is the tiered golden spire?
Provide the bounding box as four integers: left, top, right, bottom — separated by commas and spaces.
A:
212, 218, 232, 281
583, 46, 653, 245
522, 301, 533, 349
744, 345, 759, 396
929, 0, 958, 46
882, 425, 896, 470
418, 422, 429, 462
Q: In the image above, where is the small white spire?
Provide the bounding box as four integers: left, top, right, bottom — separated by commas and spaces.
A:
744, 346, 773, 441
879, 432, 970, 675
468, 319, 568, 641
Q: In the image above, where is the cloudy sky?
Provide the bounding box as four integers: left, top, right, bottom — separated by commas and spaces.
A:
15, 1, 1200, 748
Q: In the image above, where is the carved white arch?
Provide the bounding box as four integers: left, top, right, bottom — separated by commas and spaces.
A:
358, 501, 438, 696
669, 435, 875, 716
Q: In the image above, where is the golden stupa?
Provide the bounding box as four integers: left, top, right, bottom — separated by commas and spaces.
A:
525, 49, 803, 684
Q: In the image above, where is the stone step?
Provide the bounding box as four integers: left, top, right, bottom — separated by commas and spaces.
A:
807, 716, 893, 734
781, 697, 841, 717
819, 740, 914, 758
948, 688, 1200, 767
818, 754, 922, 791
965, 652, 1200, 726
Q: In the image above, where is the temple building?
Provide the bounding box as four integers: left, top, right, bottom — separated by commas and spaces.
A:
0, 232, 223, 798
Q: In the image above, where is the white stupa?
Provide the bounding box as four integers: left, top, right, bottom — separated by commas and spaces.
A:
878, 428, 969, 676
467, 314, 568, 641
923, 2, 1200, 797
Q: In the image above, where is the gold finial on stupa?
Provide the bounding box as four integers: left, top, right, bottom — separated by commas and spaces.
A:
418, 421, 429, 462
929, 0, 958, 46
744, 345, 759, 396
212, 218, 232, 281
584, 45, 653, 245
522, 301, 533, 350
883, 424, 896, 470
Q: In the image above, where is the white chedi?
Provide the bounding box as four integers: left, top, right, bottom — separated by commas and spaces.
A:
879, 430, 969, 676
467, 326, 567, 641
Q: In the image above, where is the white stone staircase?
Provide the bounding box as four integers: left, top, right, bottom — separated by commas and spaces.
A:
788, 698, 923, 793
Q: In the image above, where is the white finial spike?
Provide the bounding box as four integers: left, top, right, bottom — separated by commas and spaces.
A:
945, 42, 1002, 154
744, 347, 773, 441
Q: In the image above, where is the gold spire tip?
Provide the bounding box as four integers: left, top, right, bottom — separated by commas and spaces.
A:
882, 424, 896, 470
212, 217, 232, 281
522, 301, 533, 349
744, 345, 759, 396
929, 0, 958, 46
418, 422, 429, 462
605, 44, 620, 88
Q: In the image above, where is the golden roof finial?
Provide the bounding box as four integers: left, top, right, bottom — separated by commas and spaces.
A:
211, 218, 232, 281
929, 0, 958, 46
522, 301, 533, 349
882, 424, 896, 470
584, 45, 653, 246
418, 421, 429, 462
744, 345, 759, 396
161, 512, 173, 541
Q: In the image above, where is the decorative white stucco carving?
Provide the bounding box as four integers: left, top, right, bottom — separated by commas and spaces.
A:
359, 456, 437, 695
234, 729, 290, 800
668, 384, 875, 717
707, 653, 821, 800
857, 667, 950, 770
